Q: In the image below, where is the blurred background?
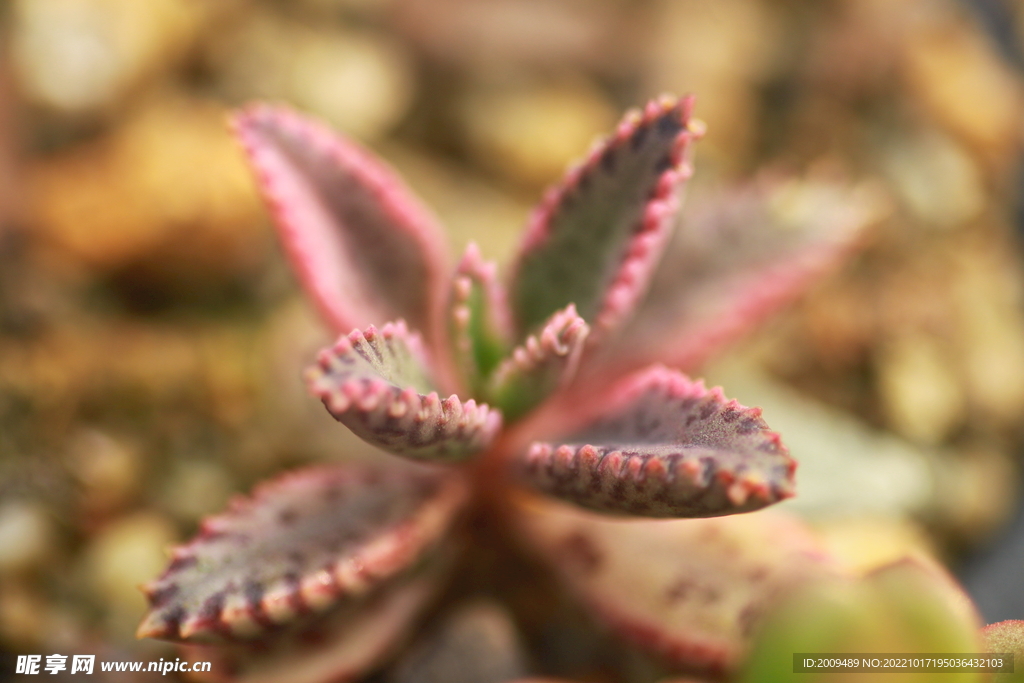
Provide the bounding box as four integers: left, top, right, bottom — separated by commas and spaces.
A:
3, 0, 1024, 679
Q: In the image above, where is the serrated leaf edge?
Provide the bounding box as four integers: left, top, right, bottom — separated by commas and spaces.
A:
137, 465, 469, 642
520, 365, 795, 515
307, 322, 503, 460
488, 304, 590, 399
232, 104, 450, 340
514, 96, 702, 341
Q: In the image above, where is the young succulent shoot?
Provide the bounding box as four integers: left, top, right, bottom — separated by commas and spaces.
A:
138, 95, 882, 682
739, 557, 989, 683
982, 621, 1024, 683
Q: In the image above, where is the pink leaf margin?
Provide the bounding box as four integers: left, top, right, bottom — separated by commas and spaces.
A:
511, 95, 702, 342
307, 322, 503, 461
232, 104, 451, 348
138, 464, 468, 643
516, 365, 795, 516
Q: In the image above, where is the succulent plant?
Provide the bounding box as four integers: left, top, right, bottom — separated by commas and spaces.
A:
982, 621, 1024, 683
740, 557, 990, 683
135, 96, 911, 682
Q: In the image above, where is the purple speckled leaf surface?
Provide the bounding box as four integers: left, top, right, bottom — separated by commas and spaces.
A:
510, 495, 837, 680
138, 464, 467, 644
517, 366, 794, 517
510, 96, 699, 341
307, 321, 502, 461
179, 566, 445, 683
233, 105, 450, 342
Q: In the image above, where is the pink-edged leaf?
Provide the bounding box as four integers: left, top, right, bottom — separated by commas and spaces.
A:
306, 321, 502, 462
982, 620, 1024, 683
510, 495, 837, 679
581, 176, 885, 382
179, 562, 446, 683
449, 243, 513, 395
517, 366, 794, 517
233, 105, 450, 340
137, 463, 467, 643
509, 96, 699, 341
486, 304, 589, 422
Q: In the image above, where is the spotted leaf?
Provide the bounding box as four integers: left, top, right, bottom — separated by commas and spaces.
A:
510, 495, 836, 679
582, 176, 885, 382
510, 96, 699, 341
518, 366, 794, 517
233, 105, 450, 342
486, 304, 589, 422
179, 561, 448, 683
137, 464, 467, 643
307, 321, 502, 462
449, 243, 513, 395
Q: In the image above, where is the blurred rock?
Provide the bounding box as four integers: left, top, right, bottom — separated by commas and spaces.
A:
257, 297, 349, 462
932, 445, 1018, 543
158, 459, 234, 524
645, 0, 783, 171
10, 0, 212, 115
195, 325, 261, 429
948, 237, 1024, 428
29, 95, 267, 276
875, 332, 964, 445
802, 0, 905, 101
88, 323, 202, 404
295, 0, 392, 15
67, 430, 144, 518
209, 12, 414, 141
392, 0, 621, 75
792, 276, 876, 372
84, 512, 178, 638
0, 583, 49, 650
879, 128, 984, 230
458, 81, 617, 188
0, 500, 56, 575
899, 2, 1024, 171
0, 65, 21, 232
